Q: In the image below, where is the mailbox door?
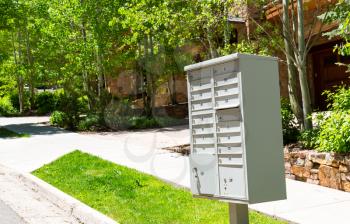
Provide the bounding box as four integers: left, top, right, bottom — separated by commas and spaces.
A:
190, 154, 219, 196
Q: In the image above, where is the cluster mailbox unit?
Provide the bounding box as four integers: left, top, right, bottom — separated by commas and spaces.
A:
185, 53, 286, 205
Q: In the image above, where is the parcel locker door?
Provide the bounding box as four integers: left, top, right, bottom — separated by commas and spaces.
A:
190, 154, 218, 196
219, 165, 247, 199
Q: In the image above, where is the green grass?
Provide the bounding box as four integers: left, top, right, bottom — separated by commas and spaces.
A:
0, 128, 30, 138
33, 151, 286, 224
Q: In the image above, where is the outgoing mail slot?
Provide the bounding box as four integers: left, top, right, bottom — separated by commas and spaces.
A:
193, 135, 215, 145
214, 73, 238, 87
219, 165, 246, 199
192, 100, 212, 111
216, 109, 241, 122
217, 133, 241, 144
217, 121, 241, 133
191, 78, 211, 91
215, 85, 239, 98
218, 155, 243, 165
191, 91, 212, 101
193, 125, 214, 135
218, 144, 242, 154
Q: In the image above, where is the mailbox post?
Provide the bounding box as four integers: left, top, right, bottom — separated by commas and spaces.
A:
185, 53, 286, 223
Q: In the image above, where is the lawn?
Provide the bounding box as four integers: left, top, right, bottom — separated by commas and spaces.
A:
33, 151, 286, 224
0, 128, 30, 138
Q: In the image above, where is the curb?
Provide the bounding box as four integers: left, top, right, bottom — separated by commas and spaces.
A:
0, 165, 117, 224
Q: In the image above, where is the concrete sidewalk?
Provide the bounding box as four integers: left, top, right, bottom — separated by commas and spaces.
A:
0, 165, 81, 224
1, 116, 350, 224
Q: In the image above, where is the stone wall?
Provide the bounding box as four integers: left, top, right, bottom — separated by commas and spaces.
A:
284, 146, 350, 192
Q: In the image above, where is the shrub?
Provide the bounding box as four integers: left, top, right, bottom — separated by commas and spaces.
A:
0, 96, 17, 116
317, 111, 350, 153
78, 114, 101, 131
50, 111, 68, 128
35, 91, 57, 115
280, 98, 300, 145
299, 128, 320, 149
324, 85, 350, 111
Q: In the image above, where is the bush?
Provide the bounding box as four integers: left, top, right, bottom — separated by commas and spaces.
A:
50, 111, 68, 128
324, 85, 350, 111
281, 98, 300, 145
35, 91, 57, 115
78, 114, 101, 131
299, 128, 320, 149
0, 96, 17, 116
308, 86, 350, 153
317, 111, 350, 153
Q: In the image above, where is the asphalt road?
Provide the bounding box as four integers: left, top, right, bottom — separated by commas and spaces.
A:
0, 200, 25, 224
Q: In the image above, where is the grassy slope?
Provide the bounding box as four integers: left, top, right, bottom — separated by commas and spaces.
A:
33, 151, 286, 224
0, 128, 30, 138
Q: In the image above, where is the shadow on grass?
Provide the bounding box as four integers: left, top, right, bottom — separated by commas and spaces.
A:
0, 128, 31, 139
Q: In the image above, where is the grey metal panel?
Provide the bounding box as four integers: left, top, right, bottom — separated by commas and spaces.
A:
239, 55, 286, 203
190, 154, 219, 196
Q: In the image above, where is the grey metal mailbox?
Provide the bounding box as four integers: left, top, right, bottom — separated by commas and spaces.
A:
185, 53, 286, 205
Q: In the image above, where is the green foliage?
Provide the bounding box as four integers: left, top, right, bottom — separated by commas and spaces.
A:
50, 111, 68, 128
34, 91, 57, 115
77, 114, 101, 131
323, 86, 350, 111
33, 150, 287, 224
299, 128, 320, 149
313, 86, 350, 152
317, 111, 350, 153
0, 96, 17, 116
281, 98, 300, 145
322, 0, 350, 61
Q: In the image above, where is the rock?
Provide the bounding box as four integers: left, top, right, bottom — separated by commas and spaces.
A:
296, 158, 305, 166
307, 178, 319, 185
286, 174, 295, 180
340, 172, 350, 181
310, 173, 318, 180
310, 153, 326, 165
291, 165, 310, 178
305, 160, 313, 169
285, 162, 291, 173
310, 169, 319, 174
318, 165, 342, 189
342, 181, 350, 192
339, 165, 349, 173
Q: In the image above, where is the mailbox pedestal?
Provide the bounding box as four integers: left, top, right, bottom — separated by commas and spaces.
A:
185, 53, 286, 223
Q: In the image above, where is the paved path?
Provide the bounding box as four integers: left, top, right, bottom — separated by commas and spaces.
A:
1, 116, 350, 224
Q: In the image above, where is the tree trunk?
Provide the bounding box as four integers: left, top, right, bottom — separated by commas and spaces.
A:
282, 0, 304, 127
17, 30, 24, 114
143, 35, 152, 117
25, 27, 35, 111
168, 72, 177, 105
297, 0, 312, 130
207, 27, 219, 59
